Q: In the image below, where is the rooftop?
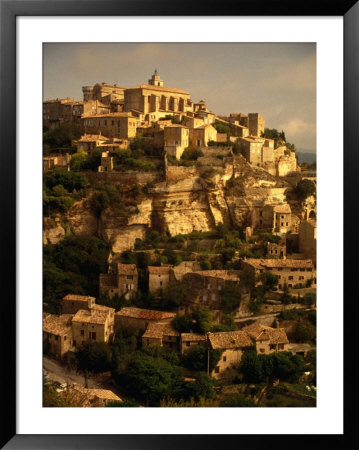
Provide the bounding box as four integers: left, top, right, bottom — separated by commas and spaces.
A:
273, 204, 292, 214
208, 331, 253, 350
115, 307, 175, 321
82, 112, 134, 119
73, 134, 110, 142
242, 323, 289, 344
193, 270, 241, 282
99, 274, 117, 289
72, 306, 113, 325
142, 322, 179, 339
43, 314, 73, 336
66, 387, 122, 406
148, 266, 173, 275
117, 263, 138, 275
128, 84, 190, 95
180, 333, 206, 342
63, 294, 96, 302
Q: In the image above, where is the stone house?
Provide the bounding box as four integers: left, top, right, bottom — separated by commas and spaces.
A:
189, 124, 217, 148
115, 307, 175, 333
43, 98, 78, 129
242, 322, 289, 354
99, 263, 138, 300
181, 270, 241, 310
208, 331, 253, 379
142, 322, 180, 351
81, 112, 139, 139
148, 265, 173, 295
71, 304, 115, 348
267, 240, 286, 259
254, 203, 292, 233
241, 258, 316, 290
43, 314, 73, 359
82, 82, 125, 104
164, 125, 190, 160
238, 136, 274, 166
180, 333, 207, 354
61, 294, 95, 314
273, 204, 292, 233
43, 154, 71, 172
72, 134, 110, 153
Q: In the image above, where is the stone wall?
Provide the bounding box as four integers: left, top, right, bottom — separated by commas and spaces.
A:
165, 165, 199, 183
87, 170, 162, 186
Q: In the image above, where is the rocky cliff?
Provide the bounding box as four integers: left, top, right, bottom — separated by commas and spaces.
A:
43, 155, 296, 254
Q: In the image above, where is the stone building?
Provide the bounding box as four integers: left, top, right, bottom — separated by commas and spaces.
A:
241, 258, 316, 290
208, 331, 253, 379
253, 203, 292, 234
181, 270, 241, 310
43, 98, 77, 129
189, 124, 217, 148
299, 220, 317, 263
142, 322, 180, 351
43, 314, 73, 359
273, 204, 292, 233
98, 151, 114, 172
61, 294, 95, 314
242, 322, 289, 354
99, 263, 138, 300
71, 304, 115, 348
43, 154, 71, 172
267, 240, 286, 259
164, 125, 190, 159
123, 71, 192, 117
65, 387, 122, 407
82, 82, 125, 104
115, 307, 175, 332
81, 112, 139, 139
248, 113, 265, 137
238, 136, 274, 166
180, 333, 207, 354
148, 266, 173, 294
72, 134, 110, 153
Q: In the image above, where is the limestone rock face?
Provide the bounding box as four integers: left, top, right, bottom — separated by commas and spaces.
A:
43, 217, 65, 245
106, 224, 148, 253
67, 200, 98, 237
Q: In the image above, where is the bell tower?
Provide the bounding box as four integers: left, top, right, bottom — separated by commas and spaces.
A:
148, 69, 164, 87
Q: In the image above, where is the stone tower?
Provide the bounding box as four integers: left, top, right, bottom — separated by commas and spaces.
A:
148, 69, 164, 87
248, 113, 265, 137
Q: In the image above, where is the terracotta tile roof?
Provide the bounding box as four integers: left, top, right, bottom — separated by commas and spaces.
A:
208, 331, 253, 350
193, 270, 241, 282
180, 333, 206, 342
148, 266, 172, 275
99, 274, 118, 289
142, 322, 179, 339
242, 323, 289, 345
66, 387, 122, 406
117, 263, 138, 275
72, 307, 112, 325
128, 84, 190, 95
273, 204, 291, 214
74, 134, 110, 142
244, 258, 314, 270
115, 307, 175, 321
43, 314, 73, 336
63, 294, 96, 302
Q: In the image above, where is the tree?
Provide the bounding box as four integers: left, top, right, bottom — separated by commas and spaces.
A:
70, 151, 88, 171
194, 308, 212, 334
184, 372, 215, 401
106, 399, 139, 407
76, 342, 113, 373
220, 282, 241, 314
160, 282, 188, 310
172, 314, 194, 333
259, 271, 279, 291
122, 352, 185, 406
220, 393, 256, 407
240, 348, 265, 383
181, 345, 222, 373
200, 259, 212, 270
293, 323, 316, 343
292, 179, 316, 201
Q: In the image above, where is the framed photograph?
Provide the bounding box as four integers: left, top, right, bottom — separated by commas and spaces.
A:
1, 1, 356, 448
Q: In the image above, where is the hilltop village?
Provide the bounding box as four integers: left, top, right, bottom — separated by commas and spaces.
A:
43, 72, 316, 408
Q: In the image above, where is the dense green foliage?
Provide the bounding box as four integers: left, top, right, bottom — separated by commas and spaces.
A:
181, 346, 222, 373
181, 147, 204, 161
292, 179, 316, 201
219, 282, 242, 314
213, 120, 231, 136
43, 236, 109, 313
43, 123, 81, 152
240, 349, 305, 383
76, 342, 113, 373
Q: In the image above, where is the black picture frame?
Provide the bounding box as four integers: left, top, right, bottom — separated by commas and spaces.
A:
1, 0, 356, 448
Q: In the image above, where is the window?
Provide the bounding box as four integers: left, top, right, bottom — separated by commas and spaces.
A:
90, 332, 96, 340
186, 342, 190, 347
55, 335, 58, 341
207, 284, 210, 290
278, 268, 283, 271
80, 330, 84, 336
299, 276, 304, 280
300, 268, 305, 272
203, 295, 207, 302
127, 275, 133, 280
218, 285, 222, 291
260, 348, 265, 353
289, 276, 293, 280
279, 344, 284, 350
64, 336, 67, 341
223, 356, 227, 362
160, 281, 163, 286
286, 222, 289, 226
215, 366, 220, 374
211, 294, 216, 301
281, 222, 284, 226
73, 340, 76, 347
288, 284, 292, 287
270, 344, 276, 350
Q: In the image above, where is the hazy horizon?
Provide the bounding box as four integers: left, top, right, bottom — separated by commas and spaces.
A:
44, 43, 316, 152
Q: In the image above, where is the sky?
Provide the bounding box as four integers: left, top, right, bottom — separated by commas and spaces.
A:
43, 43, 316, 152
